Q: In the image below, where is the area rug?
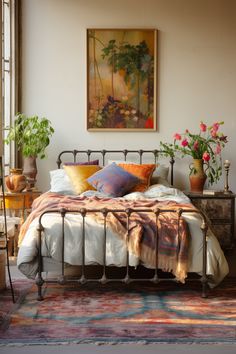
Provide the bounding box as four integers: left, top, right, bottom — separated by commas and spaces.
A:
0, 279, 236, 345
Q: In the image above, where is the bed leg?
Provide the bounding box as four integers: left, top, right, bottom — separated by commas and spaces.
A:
201, 214, 208, 298
36, 275, 44, 301
37, 221, 44, 300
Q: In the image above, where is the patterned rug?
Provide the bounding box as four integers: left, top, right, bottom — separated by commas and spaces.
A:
0, 279, 236, 345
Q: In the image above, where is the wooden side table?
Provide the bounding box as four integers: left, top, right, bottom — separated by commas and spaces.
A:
185, 191, 236, 249
1, 190, 41, 218
0, 190, 41, 256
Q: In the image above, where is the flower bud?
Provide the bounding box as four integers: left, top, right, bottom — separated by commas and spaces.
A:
200, 122, 207, 132
173, 133, 181, 140
203, 152, 210, 161
181, 139, 188, 147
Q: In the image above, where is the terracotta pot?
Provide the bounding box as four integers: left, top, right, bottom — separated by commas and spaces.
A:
189, 159, 207, 193
5, 168, 27, 193
23, 156, 38, 190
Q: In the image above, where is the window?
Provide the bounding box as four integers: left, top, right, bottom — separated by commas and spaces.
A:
1, 0, 19, 175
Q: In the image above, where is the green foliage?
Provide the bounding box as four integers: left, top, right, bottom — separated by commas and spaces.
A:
101, 39, 152, 88
5, 113, 55, 159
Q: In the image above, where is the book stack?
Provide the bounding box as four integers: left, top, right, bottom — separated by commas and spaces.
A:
202, 190, 223, 195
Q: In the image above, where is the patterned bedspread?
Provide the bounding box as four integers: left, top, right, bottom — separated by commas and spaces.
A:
19, 192, 197, 283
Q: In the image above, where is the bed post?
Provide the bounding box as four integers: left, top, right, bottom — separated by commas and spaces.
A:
200, 214, 208, 298
36, 221, 44, 301
153, 208, 160, 284
58, 208, 66, 285
124, 208, 131, 284
80, 208, 87, 284
101, 209, 108, 284
170, 156, 175, 186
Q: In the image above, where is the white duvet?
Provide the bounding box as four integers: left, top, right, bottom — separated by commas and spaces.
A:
17, 184, 229, 287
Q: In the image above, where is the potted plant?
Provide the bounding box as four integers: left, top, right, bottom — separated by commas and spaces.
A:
160, 121, 228, 192
5, 112, 55, 189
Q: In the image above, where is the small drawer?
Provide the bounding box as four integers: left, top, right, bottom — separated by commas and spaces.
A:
192, 198, 232, 220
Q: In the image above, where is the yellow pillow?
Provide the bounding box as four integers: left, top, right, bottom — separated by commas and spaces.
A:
118, 163, 156, 192
63, 165, 101, 194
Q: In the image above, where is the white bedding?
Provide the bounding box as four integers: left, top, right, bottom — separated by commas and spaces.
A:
17, 184, 229, 287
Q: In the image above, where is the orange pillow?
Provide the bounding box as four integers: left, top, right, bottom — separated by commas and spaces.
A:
63, 165, 101, 194
118, 163, 156, 192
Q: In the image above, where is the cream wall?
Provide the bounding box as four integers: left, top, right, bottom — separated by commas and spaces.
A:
21, 0, 236, 192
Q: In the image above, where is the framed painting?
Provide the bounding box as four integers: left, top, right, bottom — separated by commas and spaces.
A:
87, 29, 157, 131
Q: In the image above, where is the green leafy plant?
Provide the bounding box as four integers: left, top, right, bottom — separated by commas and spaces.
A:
160, 121, 228, 185
101, 39, 153, 115
5, 113, 55, 159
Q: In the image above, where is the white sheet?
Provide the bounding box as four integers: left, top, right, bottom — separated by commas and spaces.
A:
17, 184, 229, 286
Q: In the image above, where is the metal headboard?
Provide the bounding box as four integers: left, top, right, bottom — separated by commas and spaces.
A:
56, 149, 175, 185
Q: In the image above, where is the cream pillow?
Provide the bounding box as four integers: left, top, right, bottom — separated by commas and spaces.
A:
50, 169, 75, 194
151, 164, 169, 185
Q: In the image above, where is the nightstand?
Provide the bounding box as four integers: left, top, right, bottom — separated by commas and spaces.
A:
0, 190, 41, 256
1, 190, 41, 219
185, 191, 236, 249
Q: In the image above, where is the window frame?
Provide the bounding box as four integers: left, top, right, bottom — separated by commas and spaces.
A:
1, 0, 20, 174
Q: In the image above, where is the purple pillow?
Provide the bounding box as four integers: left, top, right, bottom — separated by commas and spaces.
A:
63, 159, 99, 166
87, 162, 141, 197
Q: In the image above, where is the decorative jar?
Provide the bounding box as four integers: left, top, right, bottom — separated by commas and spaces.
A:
5, 168, 27, 193
189, 159, 207, 193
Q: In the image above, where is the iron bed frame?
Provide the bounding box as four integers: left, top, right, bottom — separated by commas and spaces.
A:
35, 149, 209, 300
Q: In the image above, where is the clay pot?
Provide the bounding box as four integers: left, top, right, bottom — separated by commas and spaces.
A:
5, 168, 27, 193
189, 159, 207, 193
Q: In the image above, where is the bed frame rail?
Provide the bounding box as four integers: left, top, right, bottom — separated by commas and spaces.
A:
36, 207, 208, 301
56, 149, 175, 185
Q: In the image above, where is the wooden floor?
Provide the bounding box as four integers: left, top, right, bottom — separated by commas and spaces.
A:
1, 343, 236, 354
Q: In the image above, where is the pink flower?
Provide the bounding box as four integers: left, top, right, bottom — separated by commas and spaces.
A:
173, 133, 181, 140
193, 141, 199, 151
181, 139, 188, 147
202, 152, 210, 161
200, 122, 207, 132
212, 122, 220, 132
210, 128, 217, 138
215, 143, 221, 154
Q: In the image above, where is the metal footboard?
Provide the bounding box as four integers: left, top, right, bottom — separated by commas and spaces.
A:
36, 207, 208, 301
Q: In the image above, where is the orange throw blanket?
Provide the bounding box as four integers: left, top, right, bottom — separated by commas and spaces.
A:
19, 192, 197, 283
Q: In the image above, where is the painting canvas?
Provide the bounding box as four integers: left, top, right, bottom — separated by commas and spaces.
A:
87, 29, 157, 131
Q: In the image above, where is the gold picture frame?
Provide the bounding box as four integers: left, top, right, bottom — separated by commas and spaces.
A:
87, 29, 157, 131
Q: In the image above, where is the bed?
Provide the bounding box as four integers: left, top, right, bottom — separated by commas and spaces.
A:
17, 149, 229, 300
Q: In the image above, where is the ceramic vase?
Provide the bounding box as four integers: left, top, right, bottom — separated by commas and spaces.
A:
23, 156, 37, 190
189, 159, 207, 193
5, 168, 27, 193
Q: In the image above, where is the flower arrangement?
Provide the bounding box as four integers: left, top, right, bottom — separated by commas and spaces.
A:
88, 96, 154, 129
160, 121, 228, 185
